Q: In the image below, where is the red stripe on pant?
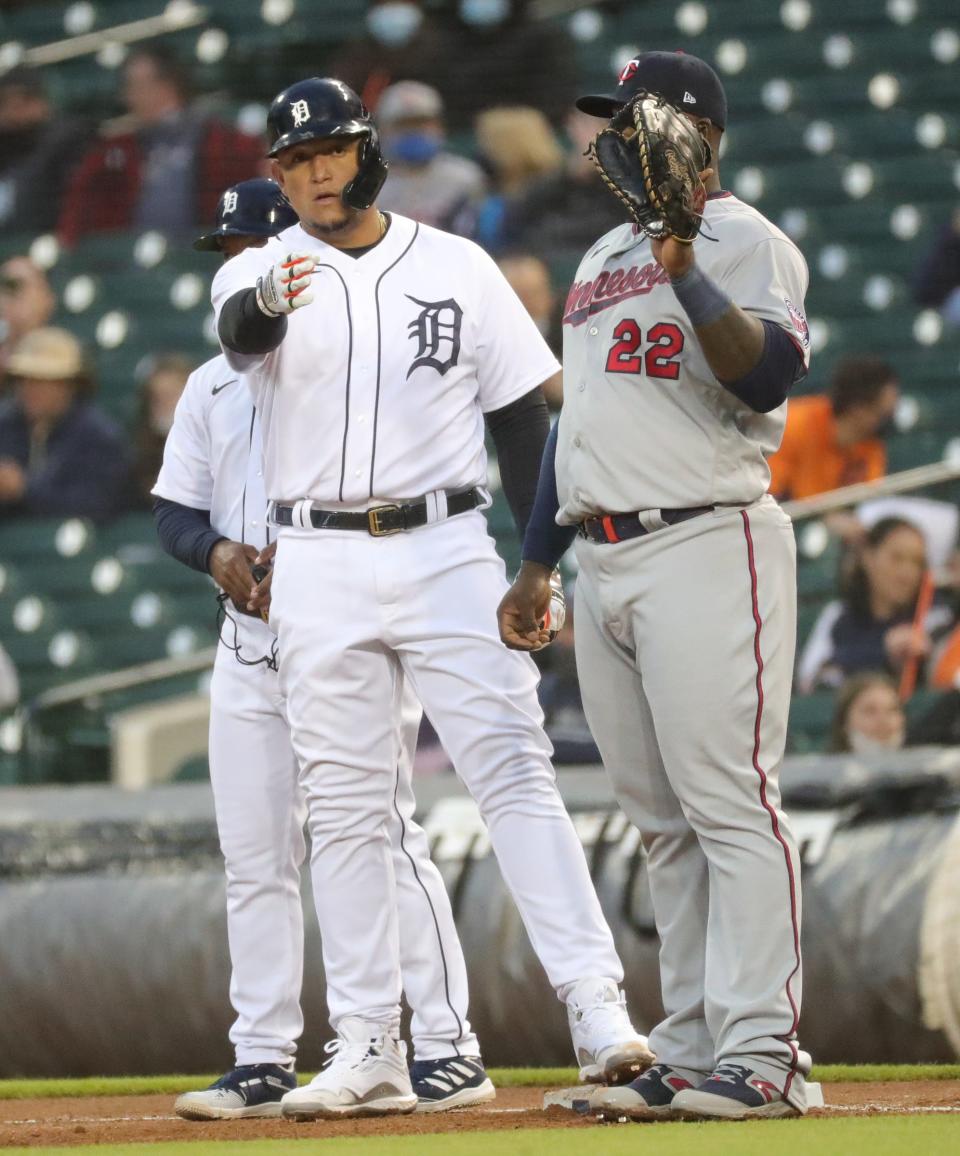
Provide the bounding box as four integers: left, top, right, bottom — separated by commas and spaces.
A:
740, 509, 802, 1098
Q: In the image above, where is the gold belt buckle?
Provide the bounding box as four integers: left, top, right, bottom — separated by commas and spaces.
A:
367, 504, 403, 536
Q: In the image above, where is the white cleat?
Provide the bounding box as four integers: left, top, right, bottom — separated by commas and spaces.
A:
566, 978, 656, 1086
280, 1017, 418, 1120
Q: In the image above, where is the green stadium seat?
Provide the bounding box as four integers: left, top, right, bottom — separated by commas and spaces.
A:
787, 691, 837, 754
885, 429, 949, 472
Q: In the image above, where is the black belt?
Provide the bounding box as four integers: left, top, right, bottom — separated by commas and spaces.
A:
579, 505, 715, 544
271, 487, 483, 537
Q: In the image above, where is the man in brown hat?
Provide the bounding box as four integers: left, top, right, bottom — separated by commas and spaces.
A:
0, 327, 128, 521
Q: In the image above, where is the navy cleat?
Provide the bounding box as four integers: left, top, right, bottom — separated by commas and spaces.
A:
410, 1055, 496, 1113
595, 1063, 695, 1120
174, 1062, 297, 1120
671, 1062, 801, 1120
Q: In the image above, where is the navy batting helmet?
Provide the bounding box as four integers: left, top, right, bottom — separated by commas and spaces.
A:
266, 77, 388, 211
193, 178, 297, 251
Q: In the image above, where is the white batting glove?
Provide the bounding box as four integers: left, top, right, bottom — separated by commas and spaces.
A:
255, 253, 319, 317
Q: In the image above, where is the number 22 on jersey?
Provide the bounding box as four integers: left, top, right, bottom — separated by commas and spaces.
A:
605, 320, 685, 379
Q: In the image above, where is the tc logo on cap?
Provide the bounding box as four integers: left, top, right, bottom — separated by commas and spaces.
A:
618, 59, 639, 84
290, 99, 310, 127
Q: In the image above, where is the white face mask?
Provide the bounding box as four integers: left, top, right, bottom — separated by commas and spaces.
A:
847, 726, 904, 755
367, 2, 424, 48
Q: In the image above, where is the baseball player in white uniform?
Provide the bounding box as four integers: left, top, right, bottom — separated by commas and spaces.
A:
501, 53, 813, 1121
211, 78, 653, 1120
153, 180, 493, 1119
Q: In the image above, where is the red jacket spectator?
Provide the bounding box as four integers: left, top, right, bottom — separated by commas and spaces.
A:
58, 120, 263, 245
58, 45, 263, 245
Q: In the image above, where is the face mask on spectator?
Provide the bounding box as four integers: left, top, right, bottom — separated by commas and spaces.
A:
459, 0, 511, 27
388, 131, 441, 165
367, 2, 424, 47
847, 726, 904, 755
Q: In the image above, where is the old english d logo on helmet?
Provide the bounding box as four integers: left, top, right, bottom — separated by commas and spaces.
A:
193, 178, 297, 251
266, 77, 389, 211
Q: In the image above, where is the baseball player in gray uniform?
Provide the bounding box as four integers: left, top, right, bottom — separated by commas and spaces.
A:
153, 179, 494, 1118
500, 52, 813, 1120
211, 78, 652, 1120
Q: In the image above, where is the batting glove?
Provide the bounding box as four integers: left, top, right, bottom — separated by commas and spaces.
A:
255, 253, 319, 317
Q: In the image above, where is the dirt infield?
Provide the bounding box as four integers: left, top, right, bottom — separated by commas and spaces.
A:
0, 1081, 958, 1148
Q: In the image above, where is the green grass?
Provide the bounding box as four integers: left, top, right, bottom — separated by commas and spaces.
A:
0, 1064, 957, 1100
3, 1117, 960, 1156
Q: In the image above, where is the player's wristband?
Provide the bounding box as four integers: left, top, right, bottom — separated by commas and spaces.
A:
669, 264, 732, 328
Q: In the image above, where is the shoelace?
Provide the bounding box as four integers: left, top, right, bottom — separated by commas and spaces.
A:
710, 1065, 746, 1085
575, 989, 629, 1026
322, 1033, 402, 1072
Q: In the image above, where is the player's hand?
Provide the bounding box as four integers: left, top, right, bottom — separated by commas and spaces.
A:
651, 165, 713, 277
209, 539, 260, 611
248, 540, 277, 620
255, 253, 319, 316
498, 562, 554, 651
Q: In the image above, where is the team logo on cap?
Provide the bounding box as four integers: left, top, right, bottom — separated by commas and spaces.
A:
290, 99, 310, 127
222, 190, 238, 214
618, 59, 639, 84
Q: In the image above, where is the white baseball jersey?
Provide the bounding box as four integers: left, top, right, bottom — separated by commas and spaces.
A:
557, 193, 810, 522
211, 213, 559, 506
152, 354, 270, 551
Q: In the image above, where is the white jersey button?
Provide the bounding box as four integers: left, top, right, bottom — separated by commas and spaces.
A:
574, 437, 582, 447
589, 326, 598, 335
578, 382, 586, 392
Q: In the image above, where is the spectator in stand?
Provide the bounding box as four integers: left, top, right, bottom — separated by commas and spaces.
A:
827, 672, 906, 754
0, 256, 55, 380
913, 207, 960, 326
498, 252, 562, 406
768, 355, 899, 501
325, 1, 458, 113
130, 352, 195, 508
58, 46, 262, 245
444, 0, 577, 131
469, 106, 563, 249
0, 327, 129, 522
796, 517, 955, 694
498, 109, 628, 260
375, 81, 487, 232
0, 67, 93, 236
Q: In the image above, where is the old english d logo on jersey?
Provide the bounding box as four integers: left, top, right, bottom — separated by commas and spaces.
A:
406, 295, 463, 378
562, 260, 670, 327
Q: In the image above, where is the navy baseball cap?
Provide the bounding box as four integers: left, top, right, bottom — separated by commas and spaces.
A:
577, 50, 727, 129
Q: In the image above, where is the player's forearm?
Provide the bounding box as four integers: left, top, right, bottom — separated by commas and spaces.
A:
485, 386, 551, 538
671, 267, 804, 411
521, 422, 578, 569
218, 289, 287, 355
153, 496, 224, 574
670, 265, 764, 380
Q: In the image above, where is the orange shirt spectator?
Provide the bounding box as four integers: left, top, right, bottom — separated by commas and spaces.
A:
768, 355, 899, 501
769, 394, 885, 499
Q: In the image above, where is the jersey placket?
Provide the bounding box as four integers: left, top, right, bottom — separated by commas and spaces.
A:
339, 262, 380, 506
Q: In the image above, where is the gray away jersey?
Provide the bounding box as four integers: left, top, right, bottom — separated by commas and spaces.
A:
556, 192, 811, 522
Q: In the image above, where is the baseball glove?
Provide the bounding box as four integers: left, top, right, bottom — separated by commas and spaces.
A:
587, 92, 710, 243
